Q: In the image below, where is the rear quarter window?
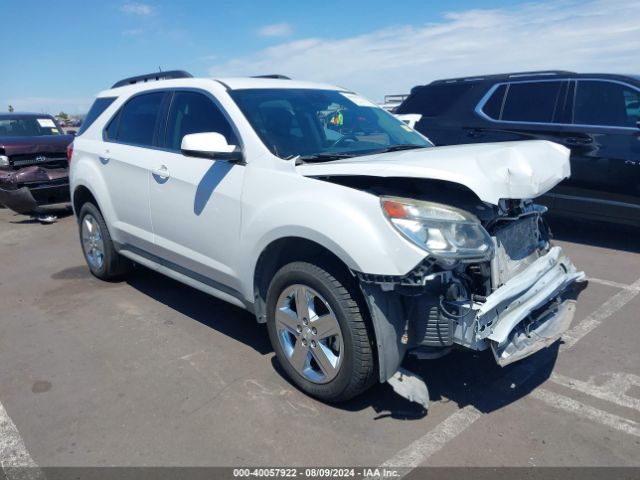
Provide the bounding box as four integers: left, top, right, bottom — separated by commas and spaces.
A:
77, 97, 116, 136
397, 83, 474, 116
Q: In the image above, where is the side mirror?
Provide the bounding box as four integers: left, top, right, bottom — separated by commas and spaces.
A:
181, 132, 243, 163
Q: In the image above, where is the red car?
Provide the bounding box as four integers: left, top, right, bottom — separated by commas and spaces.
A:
0, 113, 73, 216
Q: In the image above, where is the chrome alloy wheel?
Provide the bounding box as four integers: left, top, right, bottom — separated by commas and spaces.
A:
275, 284, 344, 384
81, 214, 105, 270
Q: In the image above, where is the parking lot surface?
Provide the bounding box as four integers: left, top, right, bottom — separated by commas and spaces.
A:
1, 207, 639, 470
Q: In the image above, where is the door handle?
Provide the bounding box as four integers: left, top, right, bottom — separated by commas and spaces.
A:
152, 165, 170, 180
565, 136, 593, 145
466, 129, 485, 138
98, 156, 110, 165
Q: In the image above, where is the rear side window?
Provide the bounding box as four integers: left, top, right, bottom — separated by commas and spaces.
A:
574, 80, 640, 127
396, 83, 474, 116
77, 97, 116, 136
501, 81, 563, 123
164, 91, 238, 151
105, 92, 165, 146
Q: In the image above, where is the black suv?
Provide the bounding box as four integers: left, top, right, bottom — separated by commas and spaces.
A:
396, 71, 640, 226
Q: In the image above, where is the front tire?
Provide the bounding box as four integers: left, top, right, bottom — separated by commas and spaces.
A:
78, 203, 130, 280
266, 261, 376, 403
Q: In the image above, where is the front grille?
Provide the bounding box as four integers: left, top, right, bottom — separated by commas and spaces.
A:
10, 152, 68, 169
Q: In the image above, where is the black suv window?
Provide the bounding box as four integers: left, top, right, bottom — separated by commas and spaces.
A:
396, 83, 474, 116
574, 80, 640, 128
107, 92, 164, 146
77, 97, 116, 136
501, 81, 563, 123
165, 91, 238, 151
481, 84, 507, 119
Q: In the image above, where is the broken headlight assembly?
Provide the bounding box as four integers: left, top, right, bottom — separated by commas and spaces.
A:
381, 196, 494, 261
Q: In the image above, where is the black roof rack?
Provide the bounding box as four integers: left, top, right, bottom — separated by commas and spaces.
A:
507, 70, 574, 78
111, 70, 193, 89
251, 74, 291, 79
431, 70, 575, 85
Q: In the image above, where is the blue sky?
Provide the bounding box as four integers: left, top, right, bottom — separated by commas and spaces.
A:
1, 0, 638, 114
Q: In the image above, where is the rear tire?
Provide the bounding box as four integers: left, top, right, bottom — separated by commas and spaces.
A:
266, 261, 376, 403
78, 203, 131, 280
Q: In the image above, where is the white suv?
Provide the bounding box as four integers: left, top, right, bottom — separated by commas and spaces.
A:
70, 71, 585, 406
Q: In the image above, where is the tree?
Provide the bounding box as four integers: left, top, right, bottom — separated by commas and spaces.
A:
57, 111, 69, 120
8, 105, 14, 112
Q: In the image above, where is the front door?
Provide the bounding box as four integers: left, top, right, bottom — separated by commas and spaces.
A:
149, 90, 245, 291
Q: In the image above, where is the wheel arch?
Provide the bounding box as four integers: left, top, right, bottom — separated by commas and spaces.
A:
72, 184, 100, 218
252, 236, 362, 324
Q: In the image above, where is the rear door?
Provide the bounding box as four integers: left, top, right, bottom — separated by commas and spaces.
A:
552, 79, 640, 223
101, 91, 168, 251
148, 90, 245, 291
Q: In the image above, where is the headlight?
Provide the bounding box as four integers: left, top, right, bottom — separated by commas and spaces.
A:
0, 155, 8, 167
381, 196, 493, 259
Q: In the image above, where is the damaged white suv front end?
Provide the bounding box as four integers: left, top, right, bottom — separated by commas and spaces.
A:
379, 196, 584, 365
300, 141, 586, 407
357, 198, 584, 407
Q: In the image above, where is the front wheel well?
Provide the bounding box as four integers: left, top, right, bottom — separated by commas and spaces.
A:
253, 237, 360, 324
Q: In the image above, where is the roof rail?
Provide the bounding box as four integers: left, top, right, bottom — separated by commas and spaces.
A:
251, 74, 291, 79
431, 70, 575, 85
111, 70, 193, 89
507, 70, 574, 78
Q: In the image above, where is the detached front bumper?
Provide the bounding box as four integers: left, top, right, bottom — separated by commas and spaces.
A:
0, 166, 69, 214
360, 244, 585, 408
471, 246, 585, 366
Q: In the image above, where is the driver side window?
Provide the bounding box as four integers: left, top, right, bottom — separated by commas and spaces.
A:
165, 91, 238, 151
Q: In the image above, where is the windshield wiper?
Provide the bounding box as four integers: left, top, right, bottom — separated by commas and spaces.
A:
371, 144, 429, 154
296, 152, 358, 163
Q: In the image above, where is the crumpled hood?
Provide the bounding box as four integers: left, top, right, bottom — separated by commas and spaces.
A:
0, 135, 73, 156
298, 140, 570, 205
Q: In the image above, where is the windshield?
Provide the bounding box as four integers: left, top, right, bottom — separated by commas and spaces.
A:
0, 117, 62, 137
230, 88, 431, 160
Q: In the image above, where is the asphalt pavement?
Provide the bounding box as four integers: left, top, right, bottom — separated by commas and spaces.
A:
0, 207, 638, 470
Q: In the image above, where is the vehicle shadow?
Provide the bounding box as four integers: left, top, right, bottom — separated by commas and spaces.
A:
125, 266, 272, 355
125, 265, 558, 421
547, 215, 640, 254
6, 203, 73, 224
193, 161, 233, 216
335, 343, 559, 420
